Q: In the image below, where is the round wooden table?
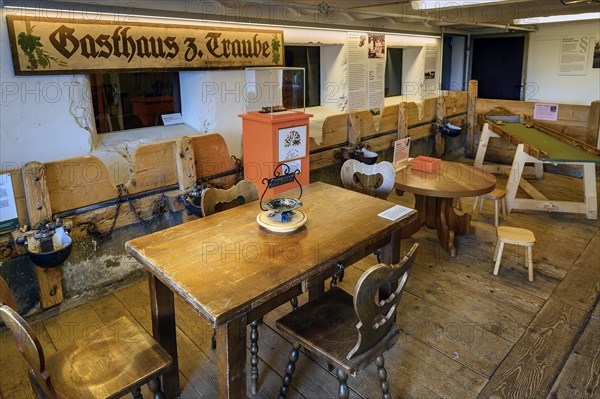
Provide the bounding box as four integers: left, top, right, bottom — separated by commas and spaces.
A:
395, 161, 496, 257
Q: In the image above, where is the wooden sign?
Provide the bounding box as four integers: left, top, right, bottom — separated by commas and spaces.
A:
6, 16, 284, 75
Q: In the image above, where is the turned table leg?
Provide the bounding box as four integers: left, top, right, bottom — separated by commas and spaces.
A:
436, 198, 473, 257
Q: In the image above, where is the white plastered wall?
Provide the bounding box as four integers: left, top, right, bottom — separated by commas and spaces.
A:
0, 7, 94, 168
525, 20, 600, 105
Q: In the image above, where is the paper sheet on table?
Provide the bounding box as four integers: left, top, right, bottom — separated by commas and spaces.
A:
378, 205, 413, 221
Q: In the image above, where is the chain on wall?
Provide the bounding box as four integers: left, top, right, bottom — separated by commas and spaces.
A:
77, 184, 167, 241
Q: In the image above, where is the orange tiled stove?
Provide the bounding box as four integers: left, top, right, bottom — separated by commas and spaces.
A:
239, 110, 313, 198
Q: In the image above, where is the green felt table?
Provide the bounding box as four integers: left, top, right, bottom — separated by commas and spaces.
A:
500, 123, 600, 163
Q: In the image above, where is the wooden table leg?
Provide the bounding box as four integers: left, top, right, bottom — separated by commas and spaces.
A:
216, 315, 248, 399
447, 200, 474, 236
148, 274, 180, 399
437, 198, 456, 257
380, 230, 402, 265
308, 280, 325, 300
437, 198, 473, 257
400, 194, 430, 238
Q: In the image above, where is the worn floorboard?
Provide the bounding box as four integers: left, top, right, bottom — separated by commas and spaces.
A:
476, 299, 589, 399
552, 231, 600, 312
547, 314, 600, 399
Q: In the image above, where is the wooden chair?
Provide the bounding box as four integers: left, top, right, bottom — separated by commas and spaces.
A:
200, 179, 259, 217
339, 159, 397, 283
276, 243, 419, 399
0, 290, 172, 399
340, 159, 396, 200
493, 226, 536, 282
473, 187, 507, 227
201, 179, 267, 394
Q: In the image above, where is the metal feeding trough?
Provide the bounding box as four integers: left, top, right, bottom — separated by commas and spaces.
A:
16, 219, 72, 269
438, 121, 462, 137
182, 182, 205, 217
349, 145, 378, 165
257, 164, 307, 233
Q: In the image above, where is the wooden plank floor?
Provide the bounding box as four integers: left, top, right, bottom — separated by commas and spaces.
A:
1, 169, 599, 398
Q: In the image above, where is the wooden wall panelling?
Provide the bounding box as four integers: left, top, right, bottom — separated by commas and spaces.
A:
21, 162, 63, 309
467, 80, 478, 157
22, 162, 52, 226
126, 141, 178, 194
397, 103, 408, 139
349, 110, 375, 144
405, 102, 423, 126
191, 134, 237, 188
475, 98, 590, 141
175, 136, 197, 191
421, 98, 437, 124
380, 104, 399, 132
308, 113, 349, 152
586, 100, 600, 147
361, 133, 397, 153
309, 150, 340, 171
404, 98, 437, 126
45, 156, 118, 214
405, 100, 437, 141
68, 192, 166, 240
444, 91, 468, 115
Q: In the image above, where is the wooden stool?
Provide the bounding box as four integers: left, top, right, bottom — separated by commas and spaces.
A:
493, 226, 536, 282
473, 188, 507, 227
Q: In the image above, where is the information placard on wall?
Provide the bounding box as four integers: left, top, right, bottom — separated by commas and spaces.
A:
558, 36, 589, 76
347, 32, 368, 111
0, 173, 18, 231
533, 103, 559, 121
367, 33, 385, 110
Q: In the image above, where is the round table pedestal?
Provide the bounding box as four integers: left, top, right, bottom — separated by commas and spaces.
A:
400, 194, 473, 257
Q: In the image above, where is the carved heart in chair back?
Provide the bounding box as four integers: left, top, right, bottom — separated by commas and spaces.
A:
341, 159, 396, 200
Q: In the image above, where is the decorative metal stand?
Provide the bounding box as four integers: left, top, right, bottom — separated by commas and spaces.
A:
257, 164, 306, 233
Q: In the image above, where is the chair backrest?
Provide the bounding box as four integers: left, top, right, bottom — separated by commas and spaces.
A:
0, 304, 58, 399
201, 180, 259, 217
340, 159, 396, 199
347, 243, 418, 360
0, 275, 18, 311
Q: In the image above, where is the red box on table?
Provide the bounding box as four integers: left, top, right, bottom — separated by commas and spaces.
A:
411, 156, 441, 173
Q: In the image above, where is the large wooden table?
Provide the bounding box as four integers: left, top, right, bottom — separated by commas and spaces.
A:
395, 161, 496, 257
125, 182, 417, 399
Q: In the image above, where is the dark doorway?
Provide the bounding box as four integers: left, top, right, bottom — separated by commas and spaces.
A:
471, 36, 525, 100
442, 35, 466, 91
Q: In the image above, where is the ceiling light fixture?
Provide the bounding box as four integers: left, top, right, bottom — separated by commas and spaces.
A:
560, 0, 600, 5
514, 11, 600, 24
411, 0, 511, 10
